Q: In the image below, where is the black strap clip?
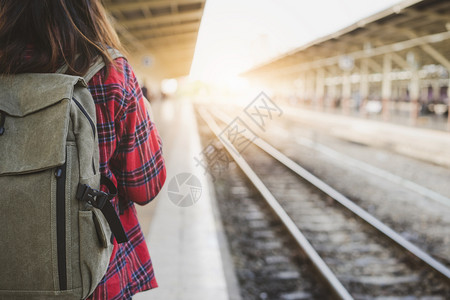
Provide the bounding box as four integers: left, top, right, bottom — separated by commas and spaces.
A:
76, 176, 129, 244
76, 185, 110, 210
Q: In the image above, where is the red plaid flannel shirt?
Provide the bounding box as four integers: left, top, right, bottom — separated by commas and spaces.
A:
86, 57, 166, 299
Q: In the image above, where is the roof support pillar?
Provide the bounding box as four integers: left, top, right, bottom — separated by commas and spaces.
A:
409, 67, 420, 125
447, 78, 450, 131
382, 53, 392, 120
306, 71, 315, 106
342, 71, 351, 114
327, 81, 337, 110
360, 58, 369, 116
301, 72, 308, 105
431, 81, 440, 102
315, 69, 325, 111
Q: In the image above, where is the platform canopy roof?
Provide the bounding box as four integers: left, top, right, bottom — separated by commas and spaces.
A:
104, 0, 206, 79
243, 0, 450, 79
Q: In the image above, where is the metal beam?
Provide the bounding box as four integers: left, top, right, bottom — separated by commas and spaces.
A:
133, 24, 200, 39
107, 0, 204, 12
147, 41, 197, 55
390, 52, 410, 69
243, 0, 445, 78
121, 10, 203, 28
141, 31, 198, 46
400, 29, 450, 70
405, 8, 450, 25
419, 44, 450, 70
256, 31, 450, 78
366, 58, 382, 73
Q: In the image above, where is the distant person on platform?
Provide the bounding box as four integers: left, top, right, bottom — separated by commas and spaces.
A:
142, 84, 149, 100
140, 82, 155, 119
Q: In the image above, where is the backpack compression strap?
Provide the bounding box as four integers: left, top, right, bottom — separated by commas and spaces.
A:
76, 176, 129, 244
75, 49, 127, 244
71, 49, 128, 244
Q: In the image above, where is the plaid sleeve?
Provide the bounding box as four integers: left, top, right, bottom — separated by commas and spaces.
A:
109, 59, 166, 205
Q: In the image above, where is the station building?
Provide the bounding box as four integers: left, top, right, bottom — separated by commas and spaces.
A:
242, 0, 450, 130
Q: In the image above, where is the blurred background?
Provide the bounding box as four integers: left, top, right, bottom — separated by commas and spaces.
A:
106, 0, 450, 130
103, 0, 450, 299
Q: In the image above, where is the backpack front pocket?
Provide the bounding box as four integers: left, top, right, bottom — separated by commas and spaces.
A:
78, 209, 113, 299
0, 169, 58, 292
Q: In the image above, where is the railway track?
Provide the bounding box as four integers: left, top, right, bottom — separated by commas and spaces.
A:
196, 106, 450, 299
213, 164, 333, 300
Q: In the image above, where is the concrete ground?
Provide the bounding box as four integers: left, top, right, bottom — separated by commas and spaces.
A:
133, 98, 240, 300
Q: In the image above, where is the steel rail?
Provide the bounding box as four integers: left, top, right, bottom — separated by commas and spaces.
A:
198, 107, 354, 300
209, 107, 450, 281
293, 136, 450, 208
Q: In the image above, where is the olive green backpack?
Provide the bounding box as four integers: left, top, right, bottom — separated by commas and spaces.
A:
0, 50, 128, 299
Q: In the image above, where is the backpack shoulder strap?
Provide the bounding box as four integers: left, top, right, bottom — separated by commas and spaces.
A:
83, 48, 124, 83
55, 48, 124, 82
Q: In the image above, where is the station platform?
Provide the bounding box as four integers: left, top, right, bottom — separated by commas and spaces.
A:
279, 105, 450, 168
219, 100, 450, 168
133, 99, 240, 300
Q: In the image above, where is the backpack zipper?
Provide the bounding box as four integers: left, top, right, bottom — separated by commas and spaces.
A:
55, 164, 67, 291
72, 98, 97, 175
0, 110, 6, 135
72, 98, 95, 139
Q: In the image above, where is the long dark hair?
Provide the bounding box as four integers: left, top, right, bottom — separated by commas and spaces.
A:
0, 0, 124, 76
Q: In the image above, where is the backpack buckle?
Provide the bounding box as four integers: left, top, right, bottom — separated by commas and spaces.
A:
92, 192, 109, 210
76, 184, 109, 209
76, 182, 129, 244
